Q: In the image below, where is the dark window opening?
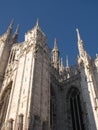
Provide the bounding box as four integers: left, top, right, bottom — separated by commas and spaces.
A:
0, 82, 12, 129
70, 88, 85, 130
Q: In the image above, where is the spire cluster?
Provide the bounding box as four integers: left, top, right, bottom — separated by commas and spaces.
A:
4, 19, 19, 43
1, 19, 88, 69
7, 19, 14, 35
52, 38, 70, 72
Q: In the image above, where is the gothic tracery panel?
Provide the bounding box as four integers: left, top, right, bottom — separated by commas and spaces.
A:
66, 87, 85, 130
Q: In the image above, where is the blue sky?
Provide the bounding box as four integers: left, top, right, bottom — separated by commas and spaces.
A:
0, 0, 98, 66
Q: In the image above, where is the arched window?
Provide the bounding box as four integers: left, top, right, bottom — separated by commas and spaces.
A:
69, 87, 85, 130
0, 82, 12, 129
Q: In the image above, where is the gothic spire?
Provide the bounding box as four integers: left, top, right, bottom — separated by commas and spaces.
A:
7, 19, 14, 35
15, 24, 19, 34
34, 19, 46, 36
76, 28, 82, 42
52, 38, 60, 69
59, 58, 64, 72
35, 18, 40, 29
61, 58, 64, 68
13, 24, 19, 43
66, 55, 69, 68
65, 55, 70, 72
54, 38, 58, 50
76, 28, 85, 57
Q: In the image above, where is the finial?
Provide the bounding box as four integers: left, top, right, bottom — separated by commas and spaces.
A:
36, 18, 39, 28
76, 28, 82, 41
54, 38, 58, 49
66, 55, 69, 67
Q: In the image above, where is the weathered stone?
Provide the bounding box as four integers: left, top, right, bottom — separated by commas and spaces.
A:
0, 21, 98, 130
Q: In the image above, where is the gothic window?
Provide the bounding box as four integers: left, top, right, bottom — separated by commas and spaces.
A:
69, 87, 85, 130
0, 82, 12, 129
50, 86, 57, 130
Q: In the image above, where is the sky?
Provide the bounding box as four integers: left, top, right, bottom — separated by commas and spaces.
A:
0, 0, 98, 66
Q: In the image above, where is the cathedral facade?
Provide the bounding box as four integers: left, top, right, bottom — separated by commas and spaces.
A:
0, 20, 98, 130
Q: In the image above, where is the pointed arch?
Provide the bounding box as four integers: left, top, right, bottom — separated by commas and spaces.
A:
66, 86, 85, 130
0, 81, 13, 129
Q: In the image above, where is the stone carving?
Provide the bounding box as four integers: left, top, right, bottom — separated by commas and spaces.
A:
0, 21, 98, 130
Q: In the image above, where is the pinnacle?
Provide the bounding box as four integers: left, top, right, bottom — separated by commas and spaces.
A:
76, 28, 82, 41
7, 19, 14, 34
36, 18, 40, 29
66, 55, 69, 68
9, 18, 14, 29
61, 58, 64, 67
76, 28, 86, 57
15, 24, 19, 34
54, 38, 58, 50
13, 24, 19, 43
59, 58, 64, 72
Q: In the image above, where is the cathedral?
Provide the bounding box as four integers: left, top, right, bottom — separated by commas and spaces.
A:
0, 20, 98, 130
